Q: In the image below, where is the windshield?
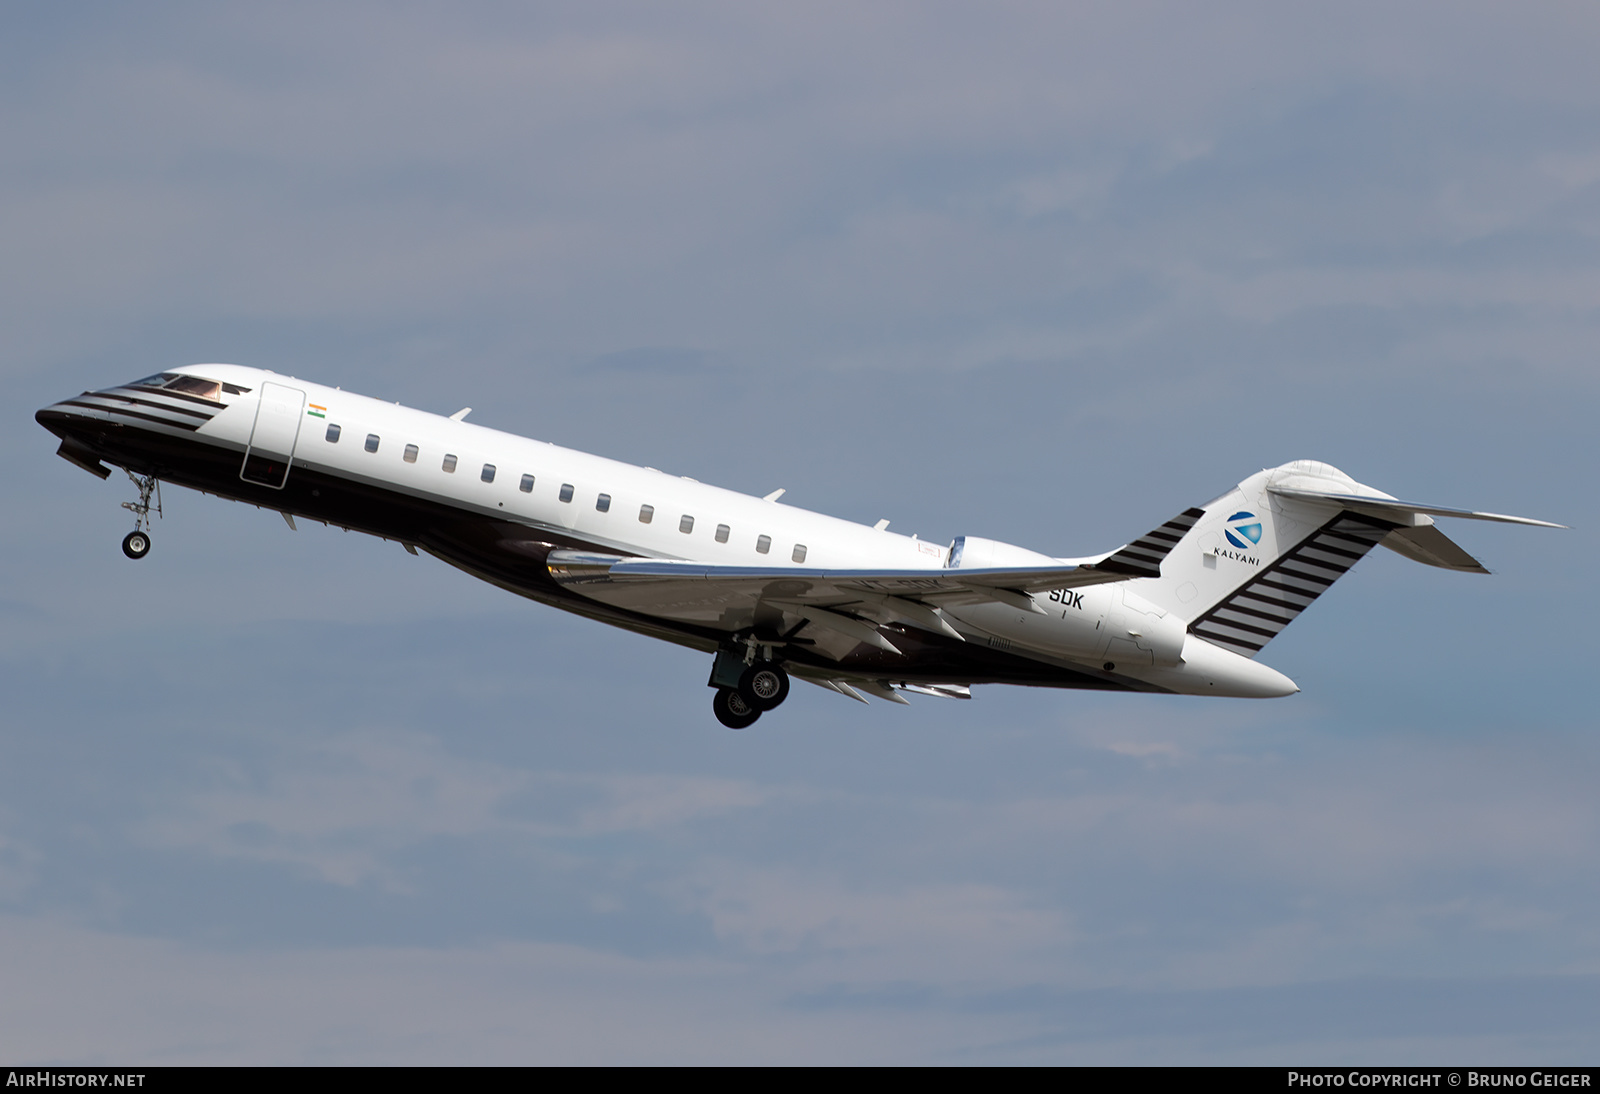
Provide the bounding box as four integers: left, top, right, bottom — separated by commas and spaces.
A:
125, 372, 249, 400
164, 375, 222, 400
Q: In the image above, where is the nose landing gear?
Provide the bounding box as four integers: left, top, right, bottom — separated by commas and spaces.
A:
119, 469, 161, 560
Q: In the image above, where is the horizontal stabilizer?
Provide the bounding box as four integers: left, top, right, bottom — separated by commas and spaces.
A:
1381, 524, 1490, 574
1267, 486, 1564, 528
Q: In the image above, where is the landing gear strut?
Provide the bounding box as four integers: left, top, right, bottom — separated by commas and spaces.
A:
120, 469, 160, 560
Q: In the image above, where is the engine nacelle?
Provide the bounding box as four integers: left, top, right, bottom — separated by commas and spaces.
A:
943, 584, 1187, 668
1103, 586, 1187, 667
946, 535, 1058, 569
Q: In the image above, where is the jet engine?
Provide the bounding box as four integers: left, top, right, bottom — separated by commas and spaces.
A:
945, 535, 1058, 569
943, 583, 1186, 668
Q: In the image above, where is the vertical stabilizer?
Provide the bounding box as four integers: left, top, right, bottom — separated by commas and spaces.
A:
1129, 461, 1402, 658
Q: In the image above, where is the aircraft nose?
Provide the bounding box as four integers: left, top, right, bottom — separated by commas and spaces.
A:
38, 395, 119, 479
36, 400, 85, 437
36, 387, 115, 436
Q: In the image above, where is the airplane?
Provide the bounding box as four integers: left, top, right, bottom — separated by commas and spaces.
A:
36, 364, 1562, 728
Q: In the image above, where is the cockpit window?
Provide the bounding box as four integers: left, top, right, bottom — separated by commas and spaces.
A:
163, 376, 223, 401
128, 373, 247, 398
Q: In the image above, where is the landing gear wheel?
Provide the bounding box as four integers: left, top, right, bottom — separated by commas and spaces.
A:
122, 531, 151, 559
713, 687, 761, 729
738, 663, 790, 711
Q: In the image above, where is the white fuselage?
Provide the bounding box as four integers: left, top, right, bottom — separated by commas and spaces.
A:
38, 363, 1302, 701
221, 366, 946, 572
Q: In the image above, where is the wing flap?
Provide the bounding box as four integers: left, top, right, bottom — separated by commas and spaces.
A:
546, 553, 1134, 610
794, 672, 972, 704
800, 677, 870, 703
578, 558, 1118, 595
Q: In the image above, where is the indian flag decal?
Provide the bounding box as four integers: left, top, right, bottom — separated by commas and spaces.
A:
307, 404, 327, 418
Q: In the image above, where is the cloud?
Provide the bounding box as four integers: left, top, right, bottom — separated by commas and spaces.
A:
136, 728, 777, 887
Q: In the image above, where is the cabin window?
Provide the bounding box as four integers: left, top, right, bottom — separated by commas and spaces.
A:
792, 544, 808, 563
442, 454, 457, 473
402, 444, 417, 463
679, 514, 695, 534
481, 463, 496, 483
364, 434, 380, 453
638, 504, 654, 523
756, 535, 771, 554
519, 474, 535, 493
596, 493, 611, 513
559, 483, 574, 503
715, 524, 730, 543
325, 424, 341, 443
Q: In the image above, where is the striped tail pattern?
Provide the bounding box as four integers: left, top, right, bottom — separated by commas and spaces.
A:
1096, 506, 1207, 579
1187, 512, 1399, 658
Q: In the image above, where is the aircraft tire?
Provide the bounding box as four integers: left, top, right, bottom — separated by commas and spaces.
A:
713, 688, 761, 730
738, 663, 790, 711
122, 531, 151, 560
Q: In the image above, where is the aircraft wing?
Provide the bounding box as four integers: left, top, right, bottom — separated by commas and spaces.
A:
547, 553, 1120, 608
545, 512, 1192, 659
546, 551, 1108, 657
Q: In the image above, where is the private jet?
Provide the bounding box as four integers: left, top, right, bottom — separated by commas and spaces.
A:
36, 365, 1561, 728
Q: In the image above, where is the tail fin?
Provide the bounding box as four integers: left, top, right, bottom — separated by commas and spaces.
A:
1092, 506, 1207, 579
1132, 460, 1560, 659
1184, 507, 1396, 658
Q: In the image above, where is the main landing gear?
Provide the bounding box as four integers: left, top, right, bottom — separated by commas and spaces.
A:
708, 648, 791, 729
713, 687, 762, 729
738, 662, 790, 711
119, 469, 160, 560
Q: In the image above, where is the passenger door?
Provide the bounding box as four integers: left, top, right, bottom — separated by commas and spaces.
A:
240, 381, 306, 489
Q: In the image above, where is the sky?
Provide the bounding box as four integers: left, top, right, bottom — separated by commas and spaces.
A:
3, 1, 1599, 1064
